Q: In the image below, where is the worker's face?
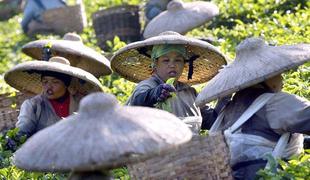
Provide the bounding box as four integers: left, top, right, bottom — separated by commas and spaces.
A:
41, 76, 67, 99
264, 74, 283, 92
154, 51, 185, 82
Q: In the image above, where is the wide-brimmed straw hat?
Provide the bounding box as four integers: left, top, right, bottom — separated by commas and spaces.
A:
21, 33, 112, 77
143, 0, 219, 38
4, 56, 103, 95
110, 31, 227, 85
195, 37, 310, 107
14, 92, 192, 172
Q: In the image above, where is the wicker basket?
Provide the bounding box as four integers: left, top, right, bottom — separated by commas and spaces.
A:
92, 5, 141, 51
128, 132, 233, 179
27, 2, 87, 36
41, 3, 87, 35
0, 92, 30, 131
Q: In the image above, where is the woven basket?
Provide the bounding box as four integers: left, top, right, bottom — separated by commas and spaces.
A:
128, 132, 233, 179
27, 3, 87, 36
92, 5, 141, 51
40, 3, 87, 35
0, 92, 30, 131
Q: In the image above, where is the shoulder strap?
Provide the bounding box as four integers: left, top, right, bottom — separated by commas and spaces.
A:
228, 93, 275, 133
33, 0, 46, 10
265, 132, 291, 169
210, 93, 274, 134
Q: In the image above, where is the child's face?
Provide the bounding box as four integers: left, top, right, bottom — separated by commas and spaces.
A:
41, 76, 67, 99
155, 51, 185, 82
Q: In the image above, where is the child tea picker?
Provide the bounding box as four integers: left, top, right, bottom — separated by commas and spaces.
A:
195, 37, 310, 180
110, 31, 230, 133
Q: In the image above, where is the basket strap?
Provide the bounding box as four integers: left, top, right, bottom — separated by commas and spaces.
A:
226, 93, 291, 167
265, 132, 290, 169
209, 109, 225, 134
33, 0, 46, 10
228, 93, 274, 133
209, 93, 274, 134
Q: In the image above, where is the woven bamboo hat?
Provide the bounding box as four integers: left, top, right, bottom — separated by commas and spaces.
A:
4, 56, 103, 95
110, 31, 227, 85
195, 37, 310, 107
143, 0, 219, 38
14, 92, 192, 172
21, 33, 112, 77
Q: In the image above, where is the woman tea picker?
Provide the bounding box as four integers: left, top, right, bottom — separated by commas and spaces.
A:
110, 31, 229, 132
4, 56, 104, 138
195, 37, 310, 180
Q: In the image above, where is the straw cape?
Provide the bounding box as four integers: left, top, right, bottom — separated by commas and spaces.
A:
4, 57, 103, 95
143, 0, 219, 38
21, 33, 112, 77
110, 31, 227, 85
195, 37, 310, 107
13, 92, 192, 172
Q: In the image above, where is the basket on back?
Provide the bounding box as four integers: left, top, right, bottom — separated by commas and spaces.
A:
92, 5, 141, 51
128, 132, 233, 180
42, 3, 87, 35
0, 92, 31, 132
28, 1, 87, 36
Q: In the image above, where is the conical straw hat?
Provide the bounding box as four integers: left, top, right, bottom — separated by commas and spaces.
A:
22, 33, 112, 77
4, 57, 103, 95
14, 92, 192, 172
195, 37, 310, 107
110, 31, 227, 85
143, 0, 219, 38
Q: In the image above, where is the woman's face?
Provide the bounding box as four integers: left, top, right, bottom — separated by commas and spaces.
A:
264, 74, 283, 92
154, 51, 185, 82
41, 76, 67, 99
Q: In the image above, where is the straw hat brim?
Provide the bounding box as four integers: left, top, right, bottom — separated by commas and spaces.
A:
14, 93, 192, 172
4, 60, 103, 95
195, 38, 310, 107
22, 40, 112, 77
110, 32, 227, 85
143, 1, 219, 38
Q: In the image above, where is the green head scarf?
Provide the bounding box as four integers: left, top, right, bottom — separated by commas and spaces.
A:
151, 44, 187, 61
150, 44, 197, 80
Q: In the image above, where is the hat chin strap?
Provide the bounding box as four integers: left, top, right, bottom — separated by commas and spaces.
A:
187, 55, 199, 80
137, 47, 151, 58
43, 46, 52, 61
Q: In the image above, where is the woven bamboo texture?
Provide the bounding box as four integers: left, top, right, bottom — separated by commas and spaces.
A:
92, 5, 141, 50
128, 133, 233, 180
112, 45, 225, 85
41, 4, 87, 35
0, 92, 30, 131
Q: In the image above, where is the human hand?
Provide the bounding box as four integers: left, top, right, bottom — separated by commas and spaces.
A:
156, 83, 176, 102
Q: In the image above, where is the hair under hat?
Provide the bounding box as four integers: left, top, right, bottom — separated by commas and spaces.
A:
40, 71, 72, 87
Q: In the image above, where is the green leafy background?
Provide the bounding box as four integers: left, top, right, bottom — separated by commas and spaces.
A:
0, 0, 309, 179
